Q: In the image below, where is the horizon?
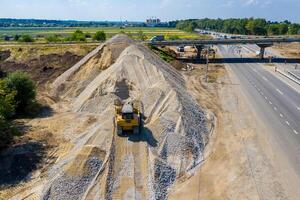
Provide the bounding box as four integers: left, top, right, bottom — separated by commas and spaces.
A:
0, 0, 299, 23
0, 17, 297, 24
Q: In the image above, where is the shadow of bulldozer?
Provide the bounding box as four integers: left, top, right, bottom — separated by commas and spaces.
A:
119, 114, 158, 148
128, 127, 158, 148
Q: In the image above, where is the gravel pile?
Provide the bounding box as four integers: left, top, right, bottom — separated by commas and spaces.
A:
43, 157, 103, 200
36, 35, 210, 200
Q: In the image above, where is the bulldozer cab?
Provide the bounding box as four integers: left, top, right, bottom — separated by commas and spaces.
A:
121, 103, 134, 121
115, 100, 141, 136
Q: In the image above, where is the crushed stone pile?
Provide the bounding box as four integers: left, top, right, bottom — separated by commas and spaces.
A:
22, 35, 211, 200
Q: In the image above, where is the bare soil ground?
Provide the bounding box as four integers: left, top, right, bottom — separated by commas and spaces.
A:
0, 44, 97, 91
272, 42, 300, 58
169, 63, 294, 200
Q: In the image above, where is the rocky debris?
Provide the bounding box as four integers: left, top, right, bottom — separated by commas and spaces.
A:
43, 157, 103, 200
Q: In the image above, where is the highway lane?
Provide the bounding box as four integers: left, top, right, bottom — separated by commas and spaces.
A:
218, 45, 300, 174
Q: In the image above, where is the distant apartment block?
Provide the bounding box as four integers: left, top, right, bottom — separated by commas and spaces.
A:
146, 18, 161, 25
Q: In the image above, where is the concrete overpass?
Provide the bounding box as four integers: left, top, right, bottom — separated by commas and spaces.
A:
148, 37, 300, 59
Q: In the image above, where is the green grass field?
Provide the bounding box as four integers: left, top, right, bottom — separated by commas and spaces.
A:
0, 27, 208, 43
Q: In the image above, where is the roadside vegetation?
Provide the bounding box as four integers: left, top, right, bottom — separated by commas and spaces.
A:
0, 27, 204, 43
175, 18, 300, 35
149, 45, 175, 63
0, 71, 37, 150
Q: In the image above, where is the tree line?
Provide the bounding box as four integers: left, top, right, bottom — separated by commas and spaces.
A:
3, 30, 106, 43
172, 18, 300, 35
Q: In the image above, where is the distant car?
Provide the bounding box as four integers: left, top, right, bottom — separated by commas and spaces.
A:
177, 46, 185, 52
150, 35, 165, 42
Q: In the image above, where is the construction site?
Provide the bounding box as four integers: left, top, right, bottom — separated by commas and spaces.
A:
1, 34, 300, 200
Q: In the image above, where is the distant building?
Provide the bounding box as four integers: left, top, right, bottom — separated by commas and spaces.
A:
146, 18, 161, 25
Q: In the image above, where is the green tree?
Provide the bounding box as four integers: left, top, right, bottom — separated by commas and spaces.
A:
278, 24, 289, 35
67, 30, 86, 42
3, 72, 36, 115
246, 18, 267, 35
267, 24, 280, 35
288, 24, 300, 35
46, 35, 61, 43
0, 80, 16, 119
14, 35, 20, 41
93, 31, 106, 41
21, 35, 34, 42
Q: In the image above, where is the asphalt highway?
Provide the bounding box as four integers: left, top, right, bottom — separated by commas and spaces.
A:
218, 45, 300, 175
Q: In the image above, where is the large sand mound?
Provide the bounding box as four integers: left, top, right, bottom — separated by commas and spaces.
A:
24, 35, 210, 200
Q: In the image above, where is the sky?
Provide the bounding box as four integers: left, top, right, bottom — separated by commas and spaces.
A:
0, 0, 299, 23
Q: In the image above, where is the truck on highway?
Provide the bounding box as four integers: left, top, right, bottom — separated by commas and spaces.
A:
150, 35, 165, 42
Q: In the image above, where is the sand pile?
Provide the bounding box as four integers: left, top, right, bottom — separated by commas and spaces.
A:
51, 34, 134, 99
19, 35, 210, 200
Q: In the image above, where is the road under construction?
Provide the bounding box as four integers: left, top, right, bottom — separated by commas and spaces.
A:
148, 36, 300, 59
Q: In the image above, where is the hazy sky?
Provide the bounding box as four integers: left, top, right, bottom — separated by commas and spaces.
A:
0, 0, 299, 22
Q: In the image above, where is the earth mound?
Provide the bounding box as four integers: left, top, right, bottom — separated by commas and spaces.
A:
13, 35, 211, 200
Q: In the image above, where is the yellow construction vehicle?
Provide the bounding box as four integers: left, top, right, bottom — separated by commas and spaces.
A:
114, 100, 141, 136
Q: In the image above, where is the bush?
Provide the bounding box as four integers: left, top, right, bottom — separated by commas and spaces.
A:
2, 72, 36, 116
0, 80, 16, 119
14, 35, 20, 41
66, 30, 86, 42
20, 35, 34, 42
93, 31, 106, 41
0, 117, 18, 150
46, 35, 61, 43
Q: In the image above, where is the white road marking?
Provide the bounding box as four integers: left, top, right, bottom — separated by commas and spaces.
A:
263, 76, 268, 81
297, 107, 300, 111
258, 88, 261, 91
280, 113, 283, 118
269, 101, 272, 105
265, 96, 268, 100
294, 130, 299, 135
276, 89, 284, 95
274, 107, 277, 111
286, 121, 290, 126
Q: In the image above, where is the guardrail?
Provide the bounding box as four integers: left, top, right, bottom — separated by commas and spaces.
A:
148, 37, 300, 46
287, 71, 300, 82
277, 69, 300, 85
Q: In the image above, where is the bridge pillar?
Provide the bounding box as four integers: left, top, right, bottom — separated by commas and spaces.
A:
257, 43, 273, 60
194, 45, 204, 60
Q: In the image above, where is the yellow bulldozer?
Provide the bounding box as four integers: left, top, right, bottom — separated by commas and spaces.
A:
114, 100, 141, 136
